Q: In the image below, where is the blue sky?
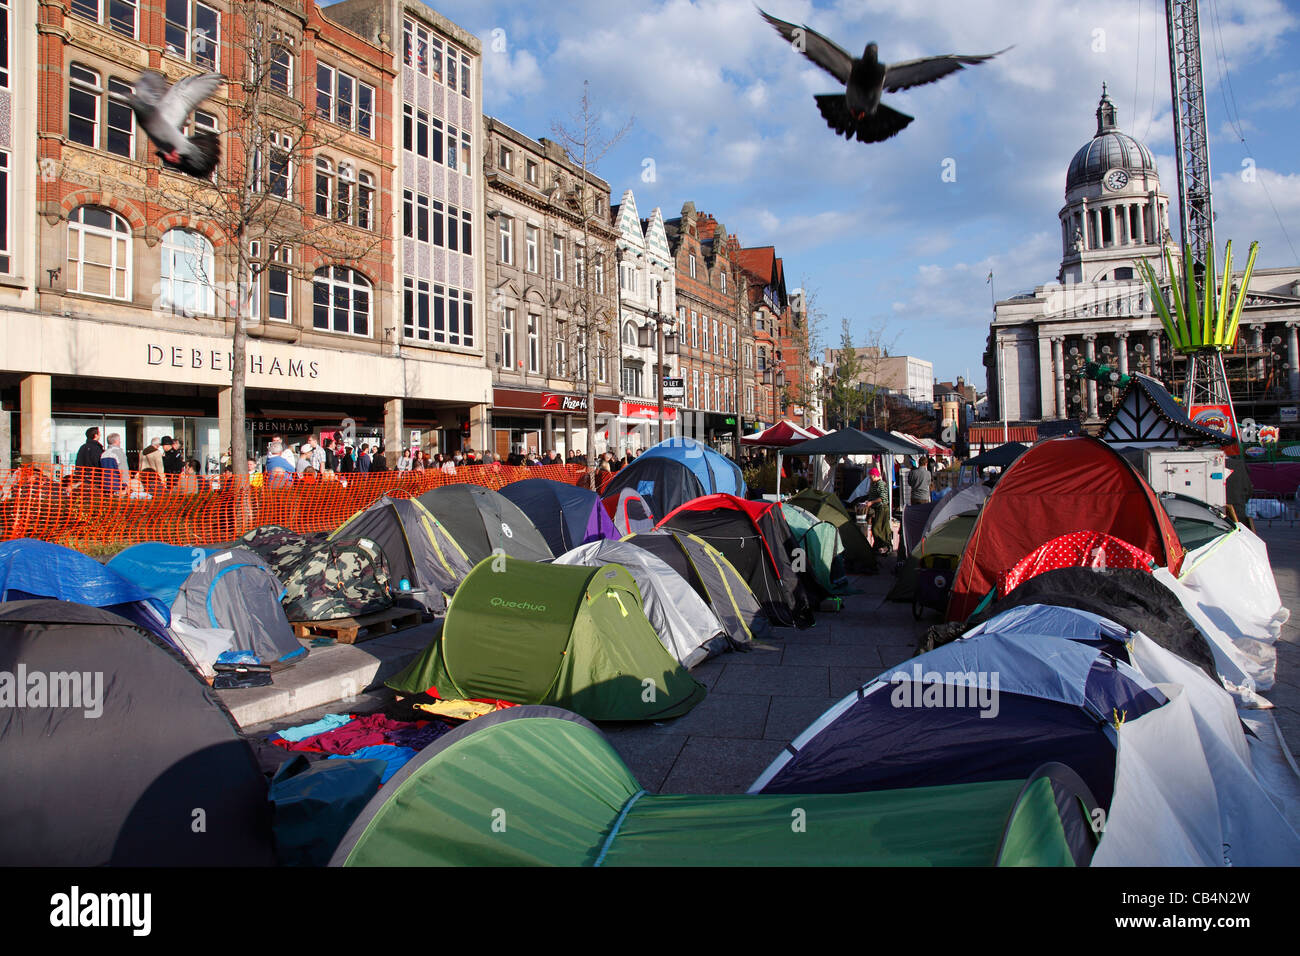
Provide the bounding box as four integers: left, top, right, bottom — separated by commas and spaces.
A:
362, 0, 1300, 389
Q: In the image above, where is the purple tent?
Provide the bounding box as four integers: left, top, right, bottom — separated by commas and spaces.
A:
498, 479, 620, 555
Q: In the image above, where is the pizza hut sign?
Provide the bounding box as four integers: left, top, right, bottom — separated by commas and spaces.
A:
542, 393, 588, 411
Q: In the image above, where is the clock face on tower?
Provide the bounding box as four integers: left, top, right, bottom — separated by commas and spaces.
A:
1104, 169, 1130, 191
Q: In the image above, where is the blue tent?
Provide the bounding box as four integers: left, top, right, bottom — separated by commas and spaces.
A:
498, 479, 619, 555
636, 437, 745, 498
602, 456, 706, 523
751, 623, 1166, 807
109, 542, 304, 664
0, 539, 172, 644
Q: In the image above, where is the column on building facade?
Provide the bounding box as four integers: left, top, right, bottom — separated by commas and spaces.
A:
1149, 331, 1162, 376
218, 387, 233, 466
1052, 337, 1067, 419
1251, 325, 1266, 382
19, 374, 52, 465
1080, 198, 1089, 250
469, 403, 490, 456
384, 399, 404, 459
1289, 323, 1300, 400
1083, 334, 1098, 419
564, 415, 573, 457
1116, 331, 1129, 375
544, 412, 554, 454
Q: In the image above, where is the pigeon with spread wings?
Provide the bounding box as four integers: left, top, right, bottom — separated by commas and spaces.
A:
129, 71, 225, 178
758, 8, 1009, 143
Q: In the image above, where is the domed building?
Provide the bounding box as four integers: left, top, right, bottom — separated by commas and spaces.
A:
985, 88, 1300, 434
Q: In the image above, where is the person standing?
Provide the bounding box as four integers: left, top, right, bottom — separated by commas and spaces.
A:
371, 446, 388, 471
140, 437, 165, 486
357, 444, 372, 473
101, 433, 130, 489
322, 436, 338, 473
906, 456, 932, 506
161, 437, 184, 479
74, 426, 104, 471
264, 440, 294, 476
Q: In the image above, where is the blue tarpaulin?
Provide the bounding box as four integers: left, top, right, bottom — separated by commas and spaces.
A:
0, 539, 172, 642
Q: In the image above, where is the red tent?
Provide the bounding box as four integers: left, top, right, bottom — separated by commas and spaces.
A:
946, 436, 1184, 621
657, 493, 814, 628
997, 530, 1156, 599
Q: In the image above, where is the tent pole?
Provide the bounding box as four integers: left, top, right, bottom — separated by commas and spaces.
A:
776, 450, 782, 498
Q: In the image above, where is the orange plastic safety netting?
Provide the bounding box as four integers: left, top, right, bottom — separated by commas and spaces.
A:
0, 463, 593, 549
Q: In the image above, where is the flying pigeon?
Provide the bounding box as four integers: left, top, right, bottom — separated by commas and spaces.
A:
128, 70, 225, 178
758, 8, 1009, 143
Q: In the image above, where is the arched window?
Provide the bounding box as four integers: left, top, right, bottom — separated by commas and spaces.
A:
67, 205, 131, 300
313, 266, 371, 337
160, 227, 215, 315
622, 320, 638, 348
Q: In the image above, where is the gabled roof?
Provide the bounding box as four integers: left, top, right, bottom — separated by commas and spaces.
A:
1103, 373, 1233, 447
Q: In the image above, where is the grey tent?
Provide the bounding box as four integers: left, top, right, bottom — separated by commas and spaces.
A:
0, 600, 275, 865
1158, 492, 1235, 550
331, 495, 472, 615
555, 539, 738, 667
921, 482, 992, 539
109, 542, 305, 665
418, 484, 554, 564
623, 530, 771, 646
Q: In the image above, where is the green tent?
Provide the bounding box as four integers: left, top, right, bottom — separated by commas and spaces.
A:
888, 513, 978, 603
387, 558, 705, 721
787, 488, 876, 572
332, 708, 1092, 867
781, 504, 850, 595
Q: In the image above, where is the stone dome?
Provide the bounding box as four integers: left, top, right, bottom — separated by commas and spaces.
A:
1066, 87, 1158, 193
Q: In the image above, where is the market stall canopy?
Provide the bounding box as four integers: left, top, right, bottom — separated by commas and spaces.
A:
962, 442, 1030, 471
785, 428, 904, 457
866, 429, 929, 456
741, 420, 819, 448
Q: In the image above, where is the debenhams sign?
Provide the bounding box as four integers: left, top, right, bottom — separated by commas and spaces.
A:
146, 344, 322, 380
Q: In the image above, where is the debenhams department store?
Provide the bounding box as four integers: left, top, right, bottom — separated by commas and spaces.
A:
1, 306, 492, 472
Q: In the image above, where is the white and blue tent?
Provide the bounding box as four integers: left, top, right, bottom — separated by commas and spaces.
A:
109, 542, 304, 666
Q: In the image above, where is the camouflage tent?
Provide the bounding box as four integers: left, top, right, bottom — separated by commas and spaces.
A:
235, 525, 328, 579
281, 537, 394, 622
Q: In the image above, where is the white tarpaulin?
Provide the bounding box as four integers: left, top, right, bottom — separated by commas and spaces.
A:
1154, 525, 1288, 695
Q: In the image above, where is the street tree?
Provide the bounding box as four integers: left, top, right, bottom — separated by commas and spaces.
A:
154, 2, 387, 482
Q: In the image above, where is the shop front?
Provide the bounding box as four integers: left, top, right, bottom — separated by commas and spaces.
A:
490, 388, 620, 460
617, 399, 679, 453
2, 311, 492, 471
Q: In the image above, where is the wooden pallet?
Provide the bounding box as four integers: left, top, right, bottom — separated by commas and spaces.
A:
292, 606, 423, 645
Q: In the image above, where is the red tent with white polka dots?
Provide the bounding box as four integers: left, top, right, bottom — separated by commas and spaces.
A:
997, 530, 1157, 599
946, 436, 1184, 621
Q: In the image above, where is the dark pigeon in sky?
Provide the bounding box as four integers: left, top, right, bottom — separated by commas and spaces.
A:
758, 8, 1009, 143
128, 70, 225, 178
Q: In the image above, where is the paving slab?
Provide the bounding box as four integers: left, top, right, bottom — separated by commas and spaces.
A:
713, 661, 830, 698
658, 736, 788, 794
764, 695, 840, 741
218, 620, 438, 727
630, 692, 771, 739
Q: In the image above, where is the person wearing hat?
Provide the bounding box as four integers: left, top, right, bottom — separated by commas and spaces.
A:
161, 436, 184, 478
861, 465, 892, 554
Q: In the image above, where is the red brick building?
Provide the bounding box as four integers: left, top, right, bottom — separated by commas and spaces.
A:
9, 1, 489, 468
664, 202, 746, 450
